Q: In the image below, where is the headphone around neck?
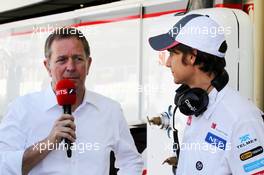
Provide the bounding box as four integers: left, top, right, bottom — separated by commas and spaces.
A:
173, 69, 229, 117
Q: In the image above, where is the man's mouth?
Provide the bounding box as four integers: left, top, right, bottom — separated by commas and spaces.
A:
64, 77, 79, 80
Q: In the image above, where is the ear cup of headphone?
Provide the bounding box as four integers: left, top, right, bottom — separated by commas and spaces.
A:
177, 88, 209, 116
174, 84, 190, 106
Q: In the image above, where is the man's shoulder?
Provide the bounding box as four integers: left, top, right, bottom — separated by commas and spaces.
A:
86, 90, 121, 109
218, 86, 261, 122
12, 90, 44, 107
3, 90, 45, 122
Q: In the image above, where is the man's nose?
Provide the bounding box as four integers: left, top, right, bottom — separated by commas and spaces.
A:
66, 58, 76, 71
166, 56, 171, 68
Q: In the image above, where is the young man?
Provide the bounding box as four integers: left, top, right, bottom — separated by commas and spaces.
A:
0, 27, 143, 175
149, 14, 264, 175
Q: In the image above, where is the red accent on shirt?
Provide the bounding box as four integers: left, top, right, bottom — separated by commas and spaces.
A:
187, 116, 192, 126
211, 122, 217, 129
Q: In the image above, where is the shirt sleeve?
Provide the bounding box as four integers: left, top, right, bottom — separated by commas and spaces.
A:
0, 101, 27, 175
228, 111, 264, 175
112, 105, 144, 175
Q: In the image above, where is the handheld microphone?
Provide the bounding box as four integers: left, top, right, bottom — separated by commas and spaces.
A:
55, 79, 76, 158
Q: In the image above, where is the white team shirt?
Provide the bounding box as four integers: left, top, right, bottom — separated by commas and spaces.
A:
176, 85, 264, 175
0, 85, 143, 175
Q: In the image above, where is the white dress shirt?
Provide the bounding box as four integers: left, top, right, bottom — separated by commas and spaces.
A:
0, 85, 143, 175
176, 85, 264, 175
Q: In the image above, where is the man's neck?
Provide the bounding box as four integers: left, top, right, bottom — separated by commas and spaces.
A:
186, 70, 215, 93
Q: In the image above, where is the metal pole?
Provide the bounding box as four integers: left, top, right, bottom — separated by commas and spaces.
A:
188, 0, 214, 10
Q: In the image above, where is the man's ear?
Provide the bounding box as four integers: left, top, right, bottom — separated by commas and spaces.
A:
189, 49, 197, 65
86, 57, 92, 75
43, 58, 52, 77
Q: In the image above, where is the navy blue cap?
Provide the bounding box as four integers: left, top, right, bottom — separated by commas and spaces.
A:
149, 14, 203, 51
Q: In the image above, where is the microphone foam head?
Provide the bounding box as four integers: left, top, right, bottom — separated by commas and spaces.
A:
55, 79, 77, 106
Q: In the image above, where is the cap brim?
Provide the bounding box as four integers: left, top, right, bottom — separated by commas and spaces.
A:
149, 33, 179, 51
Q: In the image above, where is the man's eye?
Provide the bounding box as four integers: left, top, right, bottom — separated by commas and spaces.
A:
74, 56, 84, 61
56, 58, 66, 63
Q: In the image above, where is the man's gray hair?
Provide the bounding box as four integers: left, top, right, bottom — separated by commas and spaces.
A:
44, 27, 90, 59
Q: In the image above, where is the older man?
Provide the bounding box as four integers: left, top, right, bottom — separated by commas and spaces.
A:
0, 27, 143, 175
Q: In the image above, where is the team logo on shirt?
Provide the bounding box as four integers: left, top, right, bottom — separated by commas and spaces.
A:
243, 157, 264, 173
237, 134, 257, 149
205, 132, 227, 150
211, 122, 217, 129
196, 161, 203, 171
240, 146, 263, 161
210, 122, 228, 136
240, 134, 251, 142
187, 116, 192, 126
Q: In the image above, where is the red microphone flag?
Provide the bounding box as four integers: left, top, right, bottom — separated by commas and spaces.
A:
55, 79, 77, 106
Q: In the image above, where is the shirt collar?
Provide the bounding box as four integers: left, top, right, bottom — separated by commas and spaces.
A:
81, 89, 100, 111
43, 83, 58, 111
43, 83, 101, 111
202, 85, 228, 120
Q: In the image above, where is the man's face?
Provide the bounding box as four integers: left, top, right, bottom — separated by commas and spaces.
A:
166, 49, 195, 84
44, 37, 91, 93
